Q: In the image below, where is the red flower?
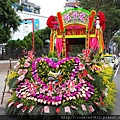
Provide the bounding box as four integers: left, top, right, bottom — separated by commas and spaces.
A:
56, 108, 60, 113
82, 70, 88, 77
78, 74, 83, 79
22, 106, 28, 112
14, 102, 19, 106
100, 101, 105, 106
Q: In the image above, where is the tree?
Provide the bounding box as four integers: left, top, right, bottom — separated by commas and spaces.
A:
0, 0, 22, 43
35, 27, 51, 46
23, 32, 44, 51
79, 0, 120, 47
112, 31, 120, 52
5, 27, 51, 52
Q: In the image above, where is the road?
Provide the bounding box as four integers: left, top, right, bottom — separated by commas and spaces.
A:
111, 65, 120, 115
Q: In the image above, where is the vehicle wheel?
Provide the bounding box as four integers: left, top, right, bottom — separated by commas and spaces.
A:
114, 65, 116, 70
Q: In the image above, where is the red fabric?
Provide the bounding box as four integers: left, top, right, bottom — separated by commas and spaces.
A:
46, 15, 58, 29
57, 12, 64, 32
97, 12, 106, 30
88, 10, 96, 31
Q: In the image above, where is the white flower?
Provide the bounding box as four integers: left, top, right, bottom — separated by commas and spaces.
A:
52, 102, 55, 105
83, 84, 87, 87
38, 99, 40, 102
69, 97, 72, 100
17, 103, 23, 108
40, 99, 43, 103
8, 102, 14, 107
58, 101, 61, 104
72, 69, 75, 72
34, 98, 37, 102
21, 92, 25, 95
31, 97, 34, 100
76, 94, 79, 98
44, 101, 46, 104
66, 97, 69, 101
82, 94, 86, 97
72, 96, 76, 100
55, 102, 58, 106
80, 94, 83, 97
47, 101, 50, 105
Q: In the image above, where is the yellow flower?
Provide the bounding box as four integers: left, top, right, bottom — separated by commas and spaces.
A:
6, 70, 18, 84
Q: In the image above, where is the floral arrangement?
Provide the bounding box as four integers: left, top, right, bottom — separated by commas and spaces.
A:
5, 50, 116, 119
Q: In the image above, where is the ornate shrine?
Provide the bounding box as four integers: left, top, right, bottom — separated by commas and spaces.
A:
47, 8, 105, 58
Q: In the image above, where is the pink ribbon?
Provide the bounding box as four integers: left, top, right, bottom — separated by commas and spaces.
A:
56, 38, 63, 58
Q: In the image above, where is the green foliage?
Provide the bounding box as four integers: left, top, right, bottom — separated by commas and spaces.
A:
0, 0, 22, 43
7, 76, 18, 90
48, 51, 58, 58
35, 27, 51, 45
20, 98, 37, 106
5, 27, 50, 52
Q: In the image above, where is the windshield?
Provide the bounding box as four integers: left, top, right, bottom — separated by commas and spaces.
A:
104, 56, 114, 63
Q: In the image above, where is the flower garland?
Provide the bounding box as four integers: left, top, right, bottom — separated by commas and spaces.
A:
15, 56, 95, 106
5, 50, 116, 116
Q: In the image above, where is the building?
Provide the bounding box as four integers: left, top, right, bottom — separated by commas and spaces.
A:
12, 0, 41, 14
64, 0, 80, 10
11, 0, 48, 40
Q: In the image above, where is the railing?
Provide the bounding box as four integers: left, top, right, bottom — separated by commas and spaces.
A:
0, 47, 49, 60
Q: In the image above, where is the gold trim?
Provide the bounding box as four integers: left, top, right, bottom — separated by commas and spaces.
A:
57, 34, 96, 38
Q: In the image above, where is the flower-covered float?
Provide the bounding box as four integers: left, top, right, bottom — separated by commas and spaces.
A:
5, 49, 116, 119
5, 7, 116, 119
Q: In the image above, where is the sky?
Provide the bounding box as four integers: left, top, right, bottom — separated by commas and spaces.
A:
28, 0, 67, 17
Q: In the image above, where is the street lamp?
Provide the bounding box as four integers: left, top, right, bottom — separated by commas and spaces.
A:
24, 18, 35, 53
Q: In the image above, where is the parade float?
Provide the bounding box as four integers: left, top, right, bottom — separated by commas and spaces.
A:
5, 8, 116, 119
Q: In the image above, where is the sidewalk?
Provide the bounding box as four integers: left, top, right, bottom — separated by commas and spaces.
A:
0, 60, 18, 109
0, 71, 11, 109
0, 59, 18, 71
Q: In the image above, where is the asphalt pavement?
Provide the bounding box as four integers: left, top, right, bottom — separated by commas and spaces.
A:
0, 60, 120, 117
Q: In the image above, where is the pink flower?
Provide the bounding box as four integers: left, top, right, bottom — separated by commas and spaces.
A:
28, 51, 34, 60
81, 104, 87, 111
14, 62, 20, 70
88, 106, 94, 113
24, 61, 30, 67
18, 75, 25, 81
23, 69, 28, 75
64, 106, 71, 113
99, 97, 103, 101
87, 74, 94, 80
17, 69, 23, 75
79, 63, 85, 71
79, 79, 85, 83
44, 106, 50, 113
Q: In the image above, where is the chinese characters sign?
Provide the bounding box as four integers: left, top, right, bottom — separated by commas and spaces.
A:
62, 9, 89, 26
